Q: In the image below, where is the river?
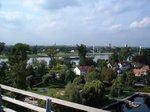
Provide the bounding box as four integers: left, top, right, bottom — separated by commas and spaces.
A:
108, 96, 150, 112
0, 55, 109, 64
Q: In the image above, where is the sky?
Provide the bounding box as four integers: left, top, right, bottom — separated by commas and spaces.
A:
0, 0, 150, 47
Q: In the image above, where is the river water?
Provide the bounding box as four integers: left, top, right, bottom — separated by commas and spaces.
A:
108, 96, 150, 112
0, 55, 109, 64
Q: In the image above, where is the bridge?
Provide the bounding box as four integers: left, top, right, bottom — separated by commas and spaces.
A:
0, 84, 109, 112
102, 93, 139, 110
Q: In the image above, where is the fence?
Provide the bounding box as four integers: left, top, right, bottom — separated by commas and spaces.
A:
0, 84, 109, 112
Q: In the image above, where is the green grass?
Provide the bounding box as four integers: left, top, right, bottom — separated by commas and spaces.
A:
28, 83, 65, 98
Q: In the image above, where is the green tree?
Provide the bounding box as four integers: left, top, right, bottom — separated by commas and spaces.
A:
65, 69, 76, 84
101, 68, 116, 83
81, 80, 105, 107
8, 43, 29, 65
126, 70, 135, 86
65, 82, 84, 104
76, 44, 87, 66
0, 42, 5, 54
97, 59, 107, 68
144, 71, 150, 85
118, 47, 133, 62
46, 46, 58, 68
0, 62, 8, 84
76, 44, 87, 57
26, 75, 34, 89
42, 72, 56, 85
110, 75, 124, 97
32, 59, 48, 76
73, 75, 86, 85
134, 48, 150, 65
85, 70, 101, 82
109, 51, 119, 63
6, 43, 29, 89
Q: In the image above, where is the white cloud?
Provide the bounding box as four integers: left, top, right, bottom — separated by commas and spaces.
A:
129, 17, 150, 29
22, 0, 79, 11
109, 24, 123, 31
0, 11, 21, 21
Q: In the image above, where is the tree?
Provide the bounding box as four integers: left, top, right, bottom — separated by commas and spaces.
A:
101, 68, 116, 83
32, 59, 48, 76
109, 51, 119, 63
8, 43, 29, 65
97, 59, 107, 68
125, 70, 135, 86
85, 57, 96, 66
46, 46, 58, 68
46, 46, 58, 59
110, 75, 124, 97
0, 42, 5, 54
31, 45, 38, 54
134, 48, 150, 65
76, 44, 87, 66
0, 62, 8, 84
65, 82, 84, 104
118, 47, 133, 62
85, 70, 101, 82
26, 75, 34, 89
42, 72, 56, 85
76, 44, 87, 57
73, 75, 86, 85
6, 43, 29, 89
144, 71, 150, 85
81, 80, 105, 107
65, 69, 76, 84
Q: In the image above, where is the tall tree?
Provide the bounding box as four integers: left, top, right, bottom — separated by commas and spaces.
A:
118, 47, 133, 62
134, 48, 150, 65
110, 75, 124, 97
109, 51, 119, 63
76, 44, 87, 66
85, 70, 101, 82
46, 46, 58, 68
6, 43, 29, 89
81, 80, 105, 107
126, 70, 135, 86
65, 69, 76, 84
101, 68, 116, 83
0, 42, 5, 54
0, 62, 8, 84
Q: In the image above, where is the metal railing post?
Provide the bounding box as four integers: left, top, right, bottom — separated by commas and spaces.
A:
46, 99, 51, 112
0, 86, 2, 112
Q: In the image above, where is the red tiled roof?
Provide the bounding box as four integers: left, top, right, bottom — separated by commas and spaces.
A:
141, 66, 150, 71
133, 69, 141, 74
78, 66, 90, 71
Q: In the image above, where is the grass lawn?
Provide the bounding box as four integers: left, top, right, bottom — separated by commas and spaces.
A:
28, 83, 65, 98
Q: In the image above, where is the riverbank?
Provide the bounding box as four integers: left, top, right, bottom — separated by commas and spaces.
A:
0, 52, 112, 59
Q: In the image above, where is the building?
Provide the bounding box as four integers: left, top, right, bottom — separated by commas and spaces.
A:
118, 62, 131, 71
74, 66, 90, 75
133, 66, 150, 76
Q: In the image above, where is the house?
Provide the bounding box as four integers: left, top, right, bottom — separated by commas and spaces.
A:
131, 62, 141, 68
134, 69, 142, 76
118, 62, 131, 71
141, 66, 150, 75
133, 66, 150, 76
107, 63, 119, 70
74, 66, 90, 75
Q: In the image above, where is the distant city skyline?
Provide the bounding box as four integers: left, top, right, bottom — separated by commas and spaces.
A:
0, 0, 150, 47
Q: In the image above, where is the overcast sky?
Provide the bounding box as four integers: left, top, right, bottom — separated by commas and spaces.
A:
0, 0, 150, 47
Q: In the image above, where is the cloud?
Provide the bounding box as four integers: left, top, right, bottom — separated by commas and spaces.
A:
129, 17, 150, 29
109, 24, 123, 31
23, 0, 79, 11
